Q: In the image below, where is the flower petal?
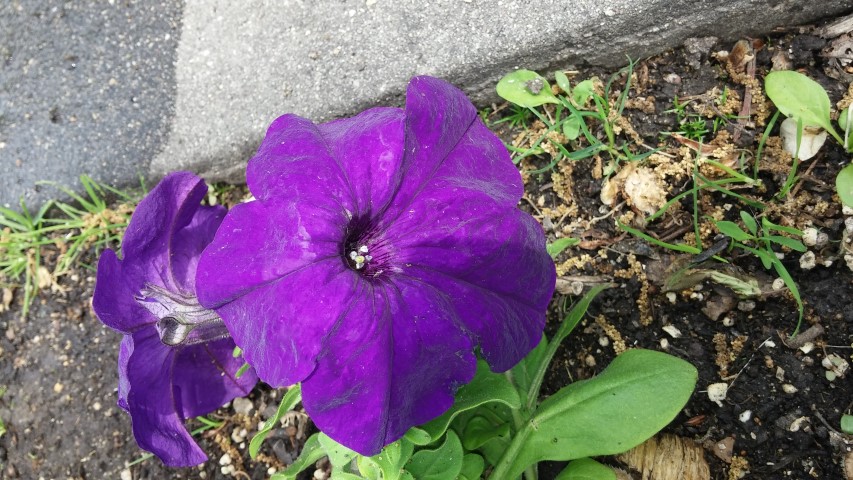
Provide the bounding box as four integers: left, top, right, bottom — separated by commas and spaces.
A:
120, 172, 210, 293
302, 277, 476, 456
172, 338, 257, 418
169, 204, 226, 293
92, 249, 155, 333
117, 335, 132, 411
203, 257, 358, 387
316, 107, 405, 216
378, 77, 523, 229
196, 197, 347, 306
124, 328, 207, 467
388, 203, 554, 372
246, 114, 355, 211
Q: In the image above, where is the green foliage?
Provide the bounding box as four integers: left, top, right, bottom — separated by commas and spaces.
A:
837, 164, 853, 208
764, 70, 853, 207
547, 237, 580, 258
841, 414, 853, 435
405, 431, 464, 479
250, 384, 302, 458
491, 350, 697, 479
0, 175, 136, 318
712, 212, 806, 332
555, 457, 616, 480
496, 70, 560, 108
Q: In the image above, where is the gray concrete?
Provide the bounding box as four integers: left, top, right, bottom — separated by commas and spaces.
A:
3, 0, 852, 209
0, 0, 182, 209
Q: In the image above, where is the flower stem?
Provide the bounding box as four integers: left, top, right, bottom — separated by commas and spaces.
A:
502, 371, 537, 480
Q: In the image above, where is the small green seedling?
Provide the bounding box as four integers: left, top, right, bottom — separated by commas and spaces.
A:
765, 70, 853, 207
714, 211, 806, 332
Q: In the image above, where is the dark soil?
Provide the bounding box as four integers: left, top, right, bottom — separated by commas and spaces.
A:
2, 14, 853, 480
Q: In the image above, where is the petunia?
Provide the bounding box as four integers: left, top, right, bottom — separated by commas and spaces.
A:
93, 172, 258, 467
196, 76, 556, 455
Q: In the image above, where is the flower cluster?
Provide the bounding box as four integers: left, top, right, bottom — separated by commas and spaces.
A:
94, 76, 555, 464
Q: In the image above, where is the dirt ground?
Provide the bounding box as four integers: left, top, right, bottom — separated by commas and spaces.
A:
2, 14, 853, 480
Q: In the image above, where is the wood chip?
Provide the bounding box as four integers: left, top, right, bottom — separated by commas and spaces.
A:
617, 434, 711, 480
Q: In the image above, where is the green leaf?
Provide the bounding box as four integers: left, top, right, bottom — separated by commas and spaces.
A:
271, 433, 325, 480
496, 70, 560, 107
715, 221, 752, 242
562, 116, 582, 140
460, 415, 510, 450
403, 427, 432, 446
420, 360, 520, 440
319, 433, 358, 471
367, 438, 414, 480
405, 430, 464, 479
841, 414, 853, 434
765, 70, 842, 143
547, 237, 580, 258
494, 349, 697, 479
457, 453, 485, 480
739, 211, 758, 235
761, 217, 803, 236
250, 385, 302, 458
837, 163, 853, 208
555, 71, 572, 94
765, 235, 807, 252
555, 457, 617, 480
572, 79, 595, 106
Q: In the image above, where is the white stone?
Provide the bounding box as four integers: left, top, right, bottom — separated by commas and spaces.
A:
707, 382, 728, 407
782, 383, 798, 394
662, 325, 682, 338
799, 251, 816, 270
739, 410, 752, 423
120, 469, 132, 480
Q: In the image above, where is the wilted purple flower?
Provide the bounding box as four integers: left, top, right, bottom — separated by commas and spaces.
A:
93, 172, 258, 467
196, 76, 555, 455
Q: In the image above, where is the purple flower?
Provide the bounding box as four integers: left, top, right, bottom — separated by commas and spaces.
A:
196, 76, 555, 455
93, 172, 258, 467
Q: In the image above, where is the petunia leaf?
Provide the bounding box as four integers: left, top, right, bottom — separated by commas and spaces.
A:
458, 453, 486, 480
837, 163, 853, 208
555, 457, 617, 480
404, 430, 464, 479
494, 350, 696, 479
496, 70, 560, 107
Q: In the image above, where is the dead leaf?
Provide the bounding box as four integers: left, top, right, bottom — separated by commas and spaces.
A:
617, 434, 711, 480
0, 288, 13, 313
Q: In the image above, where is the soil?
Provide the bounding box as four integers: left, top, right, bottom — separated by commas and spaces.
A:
2, 14, 853, 480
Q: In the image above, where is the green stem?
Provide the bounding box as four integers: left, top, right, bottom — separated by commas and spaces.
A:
489, 410, 534, 480
503, 371, 537, 480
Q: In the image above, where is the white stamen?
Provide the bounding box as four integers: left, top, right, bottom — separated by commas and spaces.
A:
358, 245, 369, 254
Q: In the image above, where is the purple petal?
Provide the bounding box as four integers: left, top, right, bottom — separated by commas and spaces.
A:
316, 107, 405, 216
169, 204, 226, 293
302, 277, 476, 456
388, 204, 554, 371
120, 172, 210, 294
124, 328, 207, 467
196, 197, 347, 306
204, 260, 357, 387
117, 335, 132, 411
172, 338, 257, 418
92, 249, 155, 333
246, 114, 356, 211
377, 77, 523, 229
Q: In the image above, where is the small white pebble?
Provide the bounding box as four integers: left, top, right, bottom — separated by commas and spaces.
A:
666, 292, 677, 304
845, 216, 853, 233
219, 453, 232, 466
232, 397, 253, 416
604, 8, 616, 16
690, 292, 704, 301
789, 416, 809, 431
772, 278, 785, 290
660, 338, 670, 349
775, 367, 785, 381
268, 467, 277, 476
799, 251, 816, 270
598, 336, 610, 347
314, 469, 330, 480
120, 469, 132, 480
662, 325, 682, 338
707, 383, 728, 407
92, 401, 102, 411
843, 205, 853, 216
739, 410, 752, 423
802, 227, 819, 246
763, 340, 776, 348
722, 316, 735, 327
782, 384, 798, 394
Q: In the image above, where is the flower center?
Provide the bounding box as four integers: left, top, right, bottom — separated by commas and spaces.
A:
343, 215, 393, 278
135, 283, 231, 347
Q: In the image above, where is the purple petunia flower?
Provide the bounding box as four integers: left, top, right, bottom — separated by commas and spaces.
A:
93, 172, 258, 467
196, 76, 556, 455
